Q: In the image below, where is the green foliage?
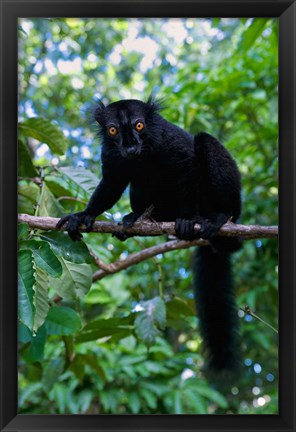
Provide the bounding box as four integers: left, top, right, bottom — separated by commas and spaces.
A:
18, 17, 278, 414
45, 307, 82, 335
237, 19, 267, 53
58, 167, 98, 196
20, 239, 63, 277
135, 297, 166, 346
18, 250, 35, 331
76, 315, 134, 343
40, 231, 94, 264
18, 139, 39, 177
32, 267, 49, 333
49, 258, 93, 301
19, 117, 68, 155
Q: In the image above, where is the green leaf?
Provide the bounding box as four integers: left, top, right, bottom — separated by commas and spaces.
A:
77, 390, 95, 414
39, 183, 65, 217
18, 250, 35, 331
18, 223, 29, 241
49, 258, 92, 301
84, 315, 134, 331
194, 385, 228, 409
26, 363, 43, 382
18, 139, 39, 177
183, 388, 207, 414
22, 325, 47, 363
108, 329, 134, 343
40, 231, 94, 264
19, 117, 67, 155
42, 358, 64, 392
33, 267, 49, 333
45, 306, 81, 335
253, 331, 271, 350
238, 19, 268, 53
45, 175, 82, 201
18, 181, 64, 217
141, 381, 168, 397
20, 240, 62, 278
100, 390, 121, 412
18, 321, 33, 343
50, 383, 68, 413
128, 391, 141, 414
166, 297, 195, 319
135, 297, 166, 346
76, 315, 134, 343
84, 284, 113, 304
19, 382, 42, 408
97, 273, 131, 306
173, 390, 183, 414
58, 167, 98, 197
18, 182, 39, 215
83, 354, 106, 379
68, 354, 86, 381
252, 90, 267, 101
18, 182, 39, 202
139, 387, 157, 409
212, 18, 220, 26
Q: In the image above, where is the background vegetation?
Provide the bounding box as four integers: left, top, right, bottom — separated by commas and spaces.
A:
18, 17, 278, 414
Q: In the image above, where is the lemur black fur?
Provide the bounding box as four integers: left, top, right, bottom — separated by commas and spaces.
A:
57, 97, 242, 379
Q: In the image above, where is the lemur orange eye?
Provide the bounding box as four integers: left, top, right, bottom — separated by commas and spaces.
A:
108, 126, 118, 136
135, 121, 144, 132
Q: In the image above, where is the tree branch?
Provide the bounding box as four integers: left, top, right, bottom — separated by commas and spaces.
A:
92, 238, 209, 281
18, 214, 278, 239
18, 213, 278, 282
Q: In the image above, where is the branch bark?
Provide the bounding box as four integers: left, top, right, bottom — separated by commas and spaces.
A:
92, 238, 209, 281
18, 214, 278, 239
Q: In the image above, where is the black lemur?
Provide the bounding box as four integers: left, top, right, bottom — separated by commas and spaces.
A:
57, 97, 242, 378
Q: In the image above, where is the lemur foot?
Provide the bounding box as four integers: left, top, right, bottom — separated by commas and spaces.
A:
56, 211, 95, 241
112, 212, 140, 242
175, 218, 196, 241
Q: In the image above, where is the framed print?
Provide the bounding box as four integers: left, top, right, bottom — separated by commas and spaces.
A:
1, 0, 295, 431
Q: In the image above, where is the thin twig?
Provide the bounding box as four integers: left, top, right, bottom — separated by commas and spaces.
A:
28, 169, 45, 238
85, 244, 110, 272
33, 168, 45, 217
240, 306, 278, 334
156, 260, 164, 298
57, 196, 87, 205
93, 238, 208, 281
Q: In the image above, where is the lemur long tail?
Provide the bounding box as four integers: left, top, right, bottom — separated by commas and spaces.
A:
193, 243, 241, 379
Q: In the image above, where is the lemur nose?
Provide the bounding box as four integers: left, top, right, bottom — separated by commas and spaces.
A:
127, 147, 137, 154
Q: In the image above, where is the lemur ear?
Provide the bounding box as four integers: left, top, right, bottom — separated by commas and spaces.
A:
145, 95, 165, 117
94, 100, 106, 125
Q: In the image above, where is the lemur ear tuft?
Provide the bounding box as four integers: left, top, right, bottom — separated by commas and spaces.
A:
94, 99, 106, 124
145, 95, 166, 117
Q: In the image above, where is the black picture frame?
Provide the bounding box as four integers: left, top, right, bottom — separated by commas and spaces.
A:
1, 0, 295, 431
